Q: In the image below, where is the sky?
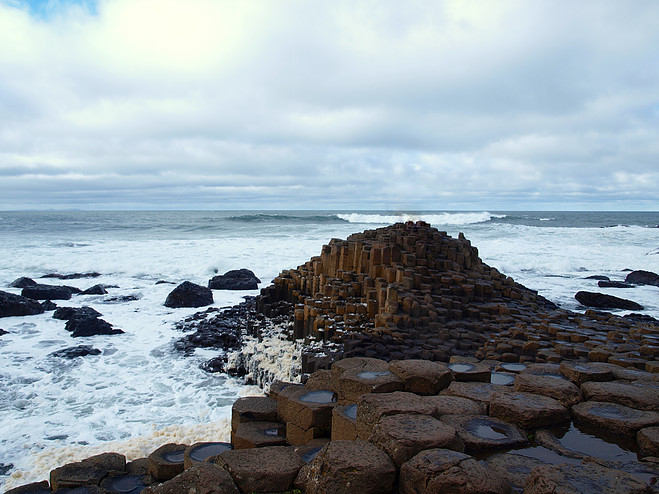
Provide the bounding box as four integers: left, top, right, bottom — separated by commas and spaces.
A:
0, 0, 658, 211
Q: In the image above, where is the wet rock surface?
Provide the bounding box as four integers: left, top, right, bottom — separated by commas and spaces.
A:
50, 345, 102, 358
208, 268, 261, 290
524, 462, 651, 494
0, 289, 45, 317
575, 290, 644, 311
22, 284, 77, 301
164, 281, 213, 308
295, 440, 396, 494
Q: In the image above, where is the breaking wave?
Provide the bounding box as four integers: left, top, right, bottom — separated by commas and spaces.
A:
337, 212, 506, 226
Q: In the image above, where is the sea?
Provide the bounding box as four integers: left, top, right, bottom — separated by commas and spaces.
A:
0, 210, 658, 489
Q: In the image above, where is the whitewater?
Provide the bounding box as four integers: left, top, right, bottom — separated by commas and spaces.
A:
0, 210, 658, 490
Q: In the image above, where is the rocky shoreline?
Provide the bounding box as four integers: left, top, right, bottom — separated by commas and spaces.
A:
3, 221, 659, 493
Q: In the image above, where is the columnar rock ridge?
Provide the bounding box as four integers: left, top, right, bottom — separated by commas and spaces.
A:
258, 221, 659, 373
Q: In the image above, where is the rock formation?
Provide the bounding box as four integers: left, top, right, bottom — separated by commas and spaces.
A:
254, 221, 658, 373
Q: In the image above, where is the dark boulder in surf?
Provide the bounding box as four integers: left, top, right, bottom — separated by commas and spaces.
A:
598, 280, 635, 288
208, 269, 261, 290
9, 277, 37, 288
625, 270, 659, 287
81, 284, 108, 295
65, 317, 124, 337
22, 284, 78, 300
42, 272, 101, 280
575, 291, 644, 311
165, 281, 214, 308
0, 290, 45, 317
50, 345, 102, 358
54, 306, 102, 321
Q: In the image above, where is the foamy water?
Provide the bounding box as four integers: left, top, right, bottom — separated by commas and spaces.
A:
0, 210, 657, 490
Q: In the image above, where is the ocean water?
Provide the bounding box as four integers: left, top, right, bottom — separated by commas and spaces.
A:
0, 210, 658, 489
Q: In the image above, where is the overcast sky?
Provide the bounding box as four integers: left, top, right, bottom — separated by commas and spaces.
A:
1, 0, 658, 210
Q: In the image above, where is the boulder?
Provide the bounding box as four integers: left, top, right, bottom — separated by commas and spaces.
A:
0, 328, 8, 336
41, 300, 57, 311
215, 446, 304, 494
50, 345, 102, 358
208, 269, 261, 290
524, 462, 650, 493
399, 448, 510, 494
9, 277, 37, 288
575, 291, 643, 311
571, 401, 659, 437
22, 284, 75, 300
65, 317, 124, 338
625, 270, 659, 287
141, 464, 239, 494
53, 306, 103, 321
295, 440, 396, 494
0, 290, 45, 317
81, 284, 108, 295
164, 281, 213, 308
389, 359, 452, 395
369, 413, 464, 467
598, 280, 635, 288
42, 272, 101, 280
489, 390, 570, 429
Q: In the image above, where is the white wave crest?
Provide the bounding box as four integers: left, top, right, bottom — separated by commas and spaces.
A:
337, 212, 505, 226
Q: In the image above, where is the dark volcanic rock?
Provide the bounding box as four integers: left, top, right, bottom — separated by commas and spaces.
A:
50, 345, 102, 358
9, 277, 37, 288
208, 269, 261, 290
0, 290, 45, 317
41, 300, 57, 311
0, 328, 8, 335
65, 317, 124, 338
598, 280, 635, 288
81, 284, 108, 295
585, 275, 610, 281
575, 291, 644, 311
164, 281, 213, 308
54, 306, 103, 321
42, 272, 101, 280
625, 270, 659, 286
22, 284, 75, 301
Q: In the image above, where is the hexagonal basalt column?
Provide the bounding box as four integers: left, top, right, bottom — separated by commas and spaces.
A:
439, 415, 528, 453
231, 396, 279, 431
489, 391, 570, 429
232, 421, 287, 449
571, 401, 659, 437
338, 368, 404, 403
331, 404, 358, 441
356, 391, 435, 440
183, 442, 232, 469
148, 443, 187, 481
447, 362, 492, 382
370, 414, 464, 467
277, 386, 338, 441
388, 359, 452, 395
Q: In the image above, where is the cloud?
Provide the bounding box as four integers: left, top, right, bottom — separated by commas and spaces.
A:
0, 0, 658, 210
